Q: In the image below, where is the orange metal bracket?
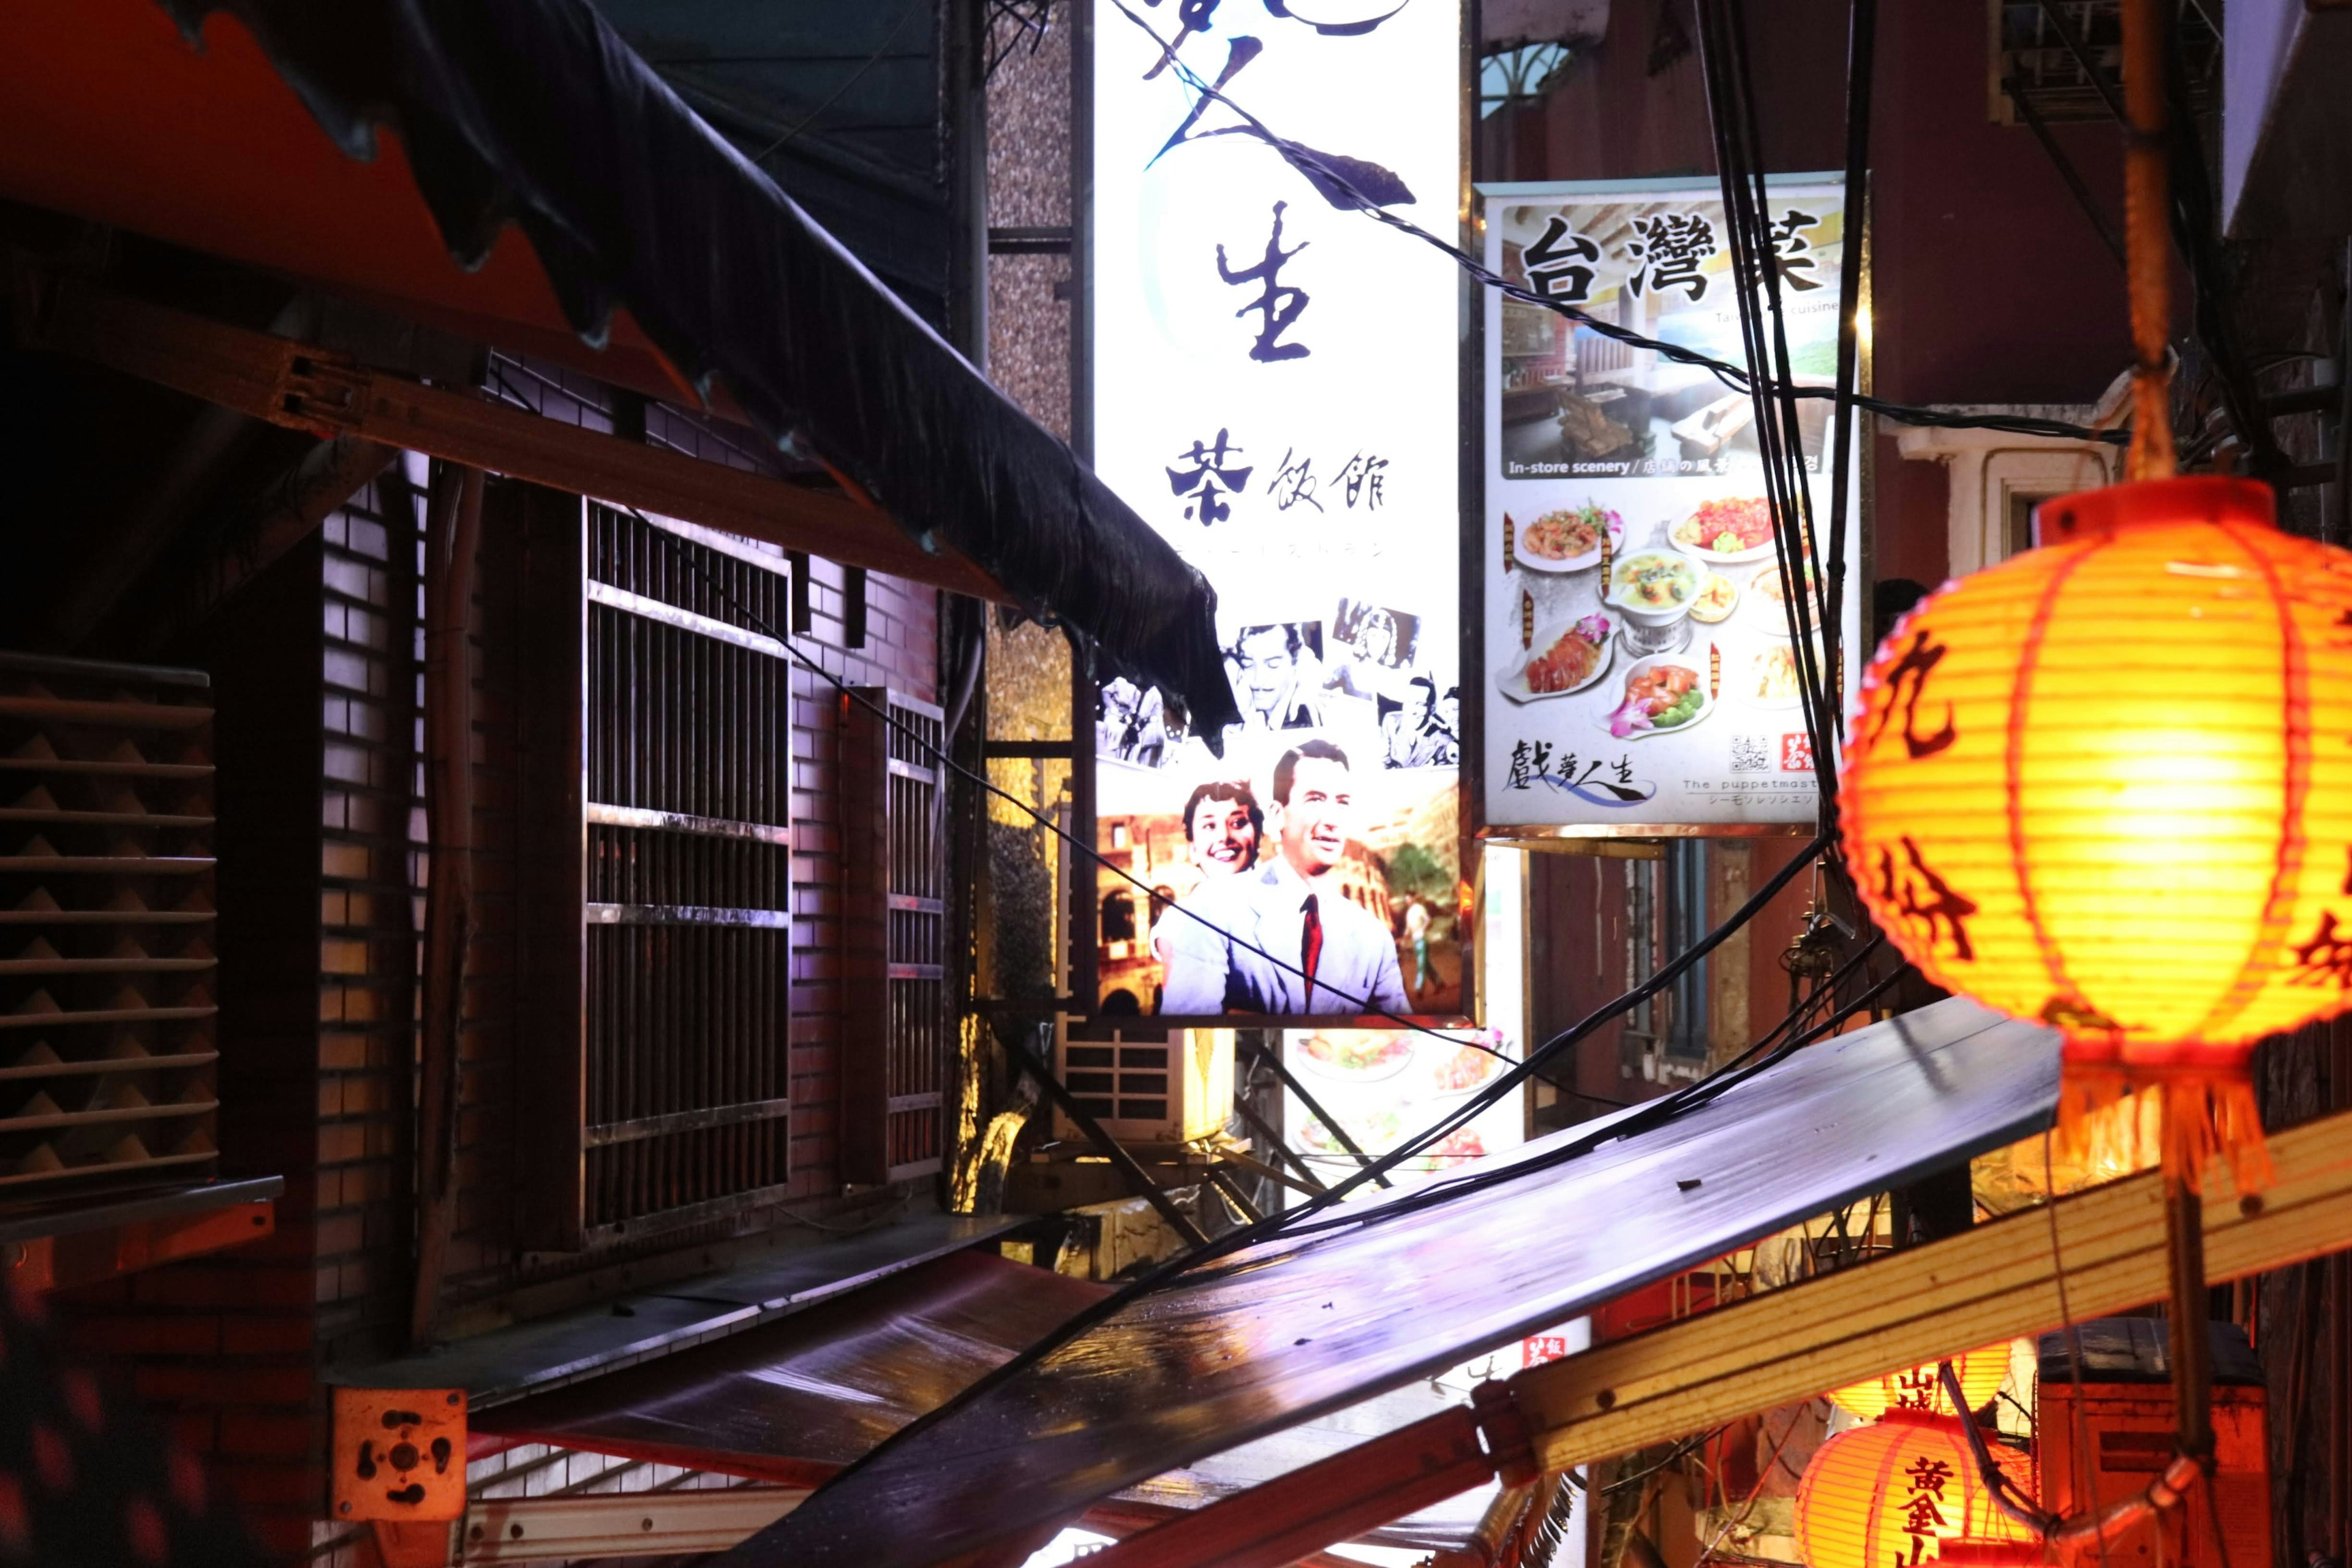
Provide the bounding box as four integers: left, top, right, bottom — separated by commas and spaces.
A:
333, 1387, 469, 1527
6, 1195, 274, 1292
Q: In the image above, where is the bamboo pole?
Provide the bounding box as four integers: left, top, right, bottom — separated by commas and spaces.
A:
2121, 0, 2175, 481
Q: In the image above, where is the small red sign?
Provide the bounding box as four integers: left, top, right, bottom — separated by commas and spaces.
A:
1522, 1333, 1577, 1368
1780, 733, 1814, 772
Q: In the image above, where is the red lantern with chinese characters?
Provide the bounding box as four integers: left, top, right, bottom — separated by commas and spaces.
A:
1795, 1411, 2031, 1568
1936, 1539, 2048, 1567
1841, 478, 2352, 1188
1828, 1346, 2011, 1422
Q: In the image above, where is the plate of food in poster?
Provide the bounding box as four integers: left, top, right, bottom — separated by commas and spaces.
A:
1513, 503, 1623, 575
1428, 1037, 1506, 1098
1689, 570, 1740, 625
1670, 496, 1778, 564
1286, 1026, 1524, 1194
1604, 654, 1714, 740
1747, 561, 1821, 638
1298, 1030, 1417, 1083
1495, 613, 1615, 704
1732, 640, 1807, 710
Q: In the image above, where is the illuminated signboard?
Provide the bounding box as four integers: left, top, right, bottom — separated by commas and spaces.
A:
1480, 176, 1863, 832
1088, 0, 1464, 1019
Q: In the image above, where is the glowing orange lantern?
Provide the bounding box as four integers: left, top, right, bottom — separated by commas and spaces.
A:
1842, 477, 2352, 1187
1795, 1411, 2031, 1568
1827, 1346, 2011, 1422
1936, 1539, 2047, 1567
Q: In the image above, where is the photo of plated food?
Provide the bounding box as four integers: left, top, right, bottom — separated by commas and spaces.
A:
1689, 570, 1738, 624
1494, 612, 1615, 706
1670, 496, 1776, 562
1747, 561, 1820, 636
1430, 1041, 1503, 1097
1604, 549, 1700, 654
1515, 502, 1623, 573
1299, 1031, 1416, 1082
1736, 641, 1805, 708
1605, 654, 1713, 739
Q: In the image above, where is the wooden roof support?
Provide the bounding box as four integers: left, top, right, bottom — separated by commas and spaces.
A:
1077, 1102, 2352, 1568
1512, 1104, 2352, 1472
14, 271, 1013, 605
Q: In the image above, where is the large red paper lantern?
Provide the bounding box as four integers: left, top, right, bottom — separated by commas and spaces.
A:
1841, 478, 2352, 1185
1936, 1539, 2047, 1567
1827, 1346, 2010, 1422
1795, 1411, 2031, 1568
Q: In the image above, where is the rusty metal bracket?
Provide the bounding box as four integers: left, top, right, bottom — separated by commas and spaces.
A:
1471, 1379, 1539, 1490
281, 351, 371, 435
332, 1387, 469, 1524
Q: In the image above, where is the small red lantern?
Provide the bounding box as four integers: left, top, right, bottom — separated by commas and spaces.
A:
1827, 1346, 2010, 1423
1841, 478, 2352, 1188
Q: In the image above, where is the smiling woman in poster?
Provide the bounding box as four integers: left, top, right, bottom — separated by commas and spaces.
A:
1159, 741, 1409, 1016
1149, 779, 1264, 968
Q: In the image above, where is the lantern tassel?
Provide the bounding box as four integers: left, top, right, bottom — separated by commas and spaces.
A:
2056, 1068, 2273, 1196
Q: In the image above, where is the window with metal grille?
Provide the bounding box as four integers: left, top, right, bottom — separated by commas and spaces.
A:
842, 688, 948, 1185
516, 497, 796, 1247
1991, 0, 2218, 125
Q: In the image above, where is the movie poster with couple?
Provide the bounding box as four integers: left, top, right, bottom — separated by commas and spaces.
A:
1089, 0, 1464, 1020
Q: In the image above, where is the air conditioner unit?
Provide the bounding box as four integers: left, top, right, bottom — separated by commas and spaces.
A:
2034, 1317, 2269, 1568
1054, 1020, 1231, 1147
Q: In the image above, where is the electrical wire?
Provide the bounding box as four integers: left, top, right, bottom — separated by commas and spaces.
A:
1695, 0, 1847, 805
801, 828, 1881, 1495
627, 513, 1556, 1085
630, 508, 1850, 1237
626, 511, 1864, 1291
1940, 1359, 2057, 1535
1109, 0, 2128, 450
1176, 922, 1891, 1273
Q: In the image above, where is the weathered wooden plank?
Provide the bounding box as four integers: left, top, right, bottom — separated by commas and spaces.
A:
1515, 1107, 2352, 1472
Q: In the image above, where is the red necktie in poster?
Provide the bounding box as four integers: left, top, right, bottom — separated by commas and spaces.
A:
1300, 892, 1324, 999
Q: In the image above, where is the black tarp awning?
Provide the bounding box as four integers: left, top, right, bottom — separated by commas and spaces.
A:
721, 997, 2063, 1567
0, 0, 1238, 730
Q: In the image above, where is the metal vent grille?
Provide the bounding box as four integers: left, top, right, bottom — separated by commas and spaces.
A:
0, 652, 217, 1199
843, 688, 948, 1184
581, 506, 793, 1240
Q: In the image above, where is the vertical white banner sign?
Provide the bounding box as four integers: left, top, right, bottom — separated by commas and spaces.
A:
1090, 0, 1465, 1019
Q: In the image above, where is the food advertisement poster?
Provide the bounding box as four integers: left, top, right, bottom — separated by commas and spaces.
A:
1479, 176, 1863, 831
1283, 1024, 1524, 1185
1281, 848, 1526, 1200
1089, 0, 1464, 1017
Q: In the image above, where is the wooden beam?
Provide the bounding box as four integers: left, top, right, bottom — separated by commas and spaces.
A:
21, 274, 1012, 605
1512, 1104, 2352, 1473
461, 1488, 807, 1562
